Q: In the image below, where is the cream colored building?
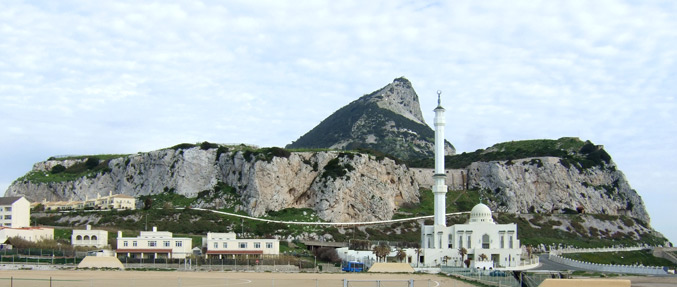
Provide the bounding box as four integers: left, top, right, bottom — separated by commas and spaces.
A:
85, 191, 136, 210
72, 225, 108, 248
0, 226, 54, 243
0, 197, 30, 228
34, 191, 135, 211
203, 232, 279, 258
116, 227, 192, 259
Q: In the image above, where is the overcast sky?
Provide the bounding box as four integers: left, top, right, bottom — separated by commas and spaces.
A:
1, 1, 675, 243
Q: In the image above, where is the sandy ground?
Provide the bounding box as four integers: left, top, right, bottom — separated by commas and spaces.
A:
0, 270, 475, 287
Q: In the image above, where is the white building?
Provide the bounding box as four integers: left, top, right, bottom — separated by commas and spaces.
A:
420, 203, 521, 268
203, 232, 279, 259
0, 197, 30, 228
116, 227, 192, 259
72, 225, 108, 248
0, 226, 54, 243
419, 93, 522, 268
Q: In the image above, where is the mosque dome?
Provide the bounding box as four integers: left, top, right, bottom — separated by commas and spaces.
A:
469, 203, 494, 224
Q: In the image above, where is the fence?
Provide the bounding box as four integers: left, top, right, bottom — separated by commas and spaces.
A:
548, 252, 667, 275
550, 246, 647, 255
0, 247, 343, 273
0, 277, 438, 287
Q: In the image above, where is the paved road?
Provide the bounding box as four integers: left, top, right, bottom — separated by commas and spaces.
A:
532, 254, 587, 272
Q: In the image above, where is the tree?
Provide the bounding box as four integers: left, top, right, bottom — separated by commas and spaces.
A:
396, 248, 407, 263
415, 247, 422, 267
143, 197, 153, 210
372, 243, 391, 262
458, 247, 468, 267
479, 253, 488, 261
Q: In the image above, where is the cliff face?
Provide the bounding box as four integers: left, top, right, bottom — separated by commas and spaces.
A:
465, 157, 649, 223
7, 147, 650, 224
6, 147, 420, 223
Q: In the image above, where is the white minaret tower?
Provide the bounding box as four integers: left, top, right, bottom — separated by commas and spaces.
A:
433, 91, 448, 227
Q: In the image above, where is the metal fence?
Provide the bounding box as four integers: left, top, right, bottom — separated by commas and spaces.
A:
0, 277, 439, 287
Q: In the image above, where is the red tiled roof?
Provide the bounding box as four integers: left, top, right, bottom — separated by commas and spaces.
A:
206, 250, 264, 255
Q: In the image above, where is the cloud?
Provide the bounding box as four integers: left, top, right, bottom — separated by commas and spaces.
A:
1, 0, 676, 242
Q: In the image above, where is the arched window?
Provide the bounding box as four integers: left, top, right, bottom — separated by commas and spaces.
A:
482, 234, 490, 249
84, 235, 90, 240
91, 235, 98, 241
76, 235, 82, 241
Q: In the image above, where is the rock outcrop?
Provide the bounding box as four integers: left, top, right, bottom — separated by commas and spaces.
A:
286, 77, 455, 161
6, 147, 420, 223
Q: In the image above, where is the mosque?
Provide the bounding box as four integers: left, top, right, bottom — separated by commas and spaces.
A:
337, 93, 522, 269
419, 93, 522, 268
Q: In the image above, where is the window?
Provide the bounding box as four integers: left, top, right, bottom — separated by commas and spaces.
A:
509, 236, 513, 249
5, 207, 10, 211
84, 235, 90, 240
254, 242, 261, 249
448, 234, 453, 248
458, 237, 463, 248
266, 242, 273, 249
500, 235, 505, 249
76, 235, 83, 240
176, 241, 182, 247
92, 235, 98, 241
467, 236, 472, 248
482, 234, 490, 249
223, 242, 228, 248
4, 215, 10, 220
214, 242, 218, 249
123, 241, 129, 247
239, 242, 247, 249
164, 241, 170, 247
149, 241, 156, 247
133, 241, 138, 247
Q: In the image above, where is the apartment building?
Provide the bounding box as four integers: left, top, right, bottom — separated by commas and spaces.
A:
203, 232, 279, 259
0, 197, 30, 228
116, 227, 192, 259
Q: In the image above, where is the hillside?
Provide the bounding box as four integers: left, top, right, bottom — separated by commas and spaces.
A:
286, 77, 455, 161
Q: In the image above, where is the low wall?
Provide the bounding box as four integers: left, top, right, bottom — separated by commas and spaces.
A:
551, 247, 646, 255
548, 253, 667, 275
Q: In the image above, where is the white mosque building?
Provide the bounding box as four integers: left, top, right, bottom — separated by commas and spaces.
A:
419, 92, 522, 268
338, 93, 523, 269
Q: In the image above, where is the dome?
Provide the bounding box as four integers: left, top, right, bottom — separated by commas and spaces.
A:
469, 203, 494, 224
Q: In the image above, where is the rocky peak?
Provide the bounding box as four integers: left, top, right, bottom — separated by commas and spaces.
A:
358, 77, 426, 125
287, 77, 455, 161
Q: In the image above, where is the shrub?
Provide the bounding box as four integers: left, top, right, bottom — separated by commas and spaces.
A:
85, 157, 100, 169
51, 164, 66, 174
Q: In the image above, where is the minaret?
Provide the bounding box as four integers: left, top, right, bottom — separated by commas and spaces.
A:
433, 91, 448, 227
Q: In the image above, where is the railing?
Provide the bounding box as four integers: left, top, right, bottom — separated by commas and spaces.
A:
548, 252, 667, 275
550, 246, 647, 255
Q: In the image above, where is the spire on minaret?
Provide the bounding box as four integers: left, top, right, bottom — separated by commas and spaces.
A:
437, 90, 441, 106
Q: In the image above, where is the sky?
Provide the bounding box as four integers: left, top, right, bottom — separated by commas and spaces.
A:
1, 1, 675, 244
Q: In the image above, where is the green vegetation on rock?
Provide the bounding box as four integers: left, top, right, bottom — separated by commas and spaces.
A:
408, 137, 613, 171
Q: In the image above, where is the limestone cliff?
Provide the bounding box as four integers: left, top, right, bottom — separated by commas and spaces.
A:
7, 140, 651, 225
6, 146, 419, 223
